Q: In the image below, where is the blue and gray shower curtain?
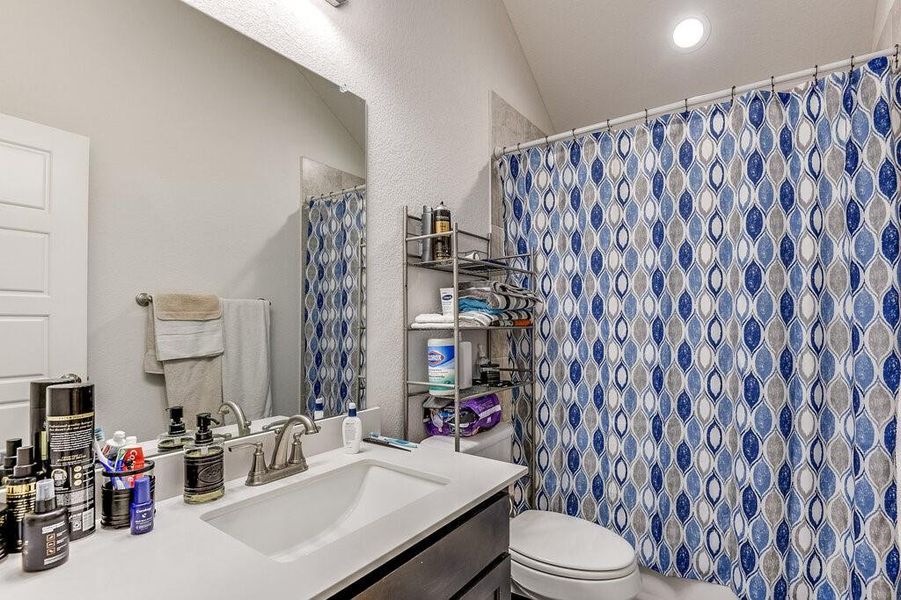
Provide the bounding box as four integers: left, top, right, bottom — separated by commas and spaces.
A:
499, 57, 900, 599
302, 189, 366, 415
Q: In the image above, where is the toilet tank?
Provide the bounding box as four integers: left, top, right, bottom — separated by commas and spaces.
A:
419, 422, 513, 463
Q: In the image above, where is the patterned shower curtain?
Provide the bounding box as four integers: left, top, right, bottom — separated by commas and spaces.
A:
302, 189, 366, 415
499, 57, 900, 599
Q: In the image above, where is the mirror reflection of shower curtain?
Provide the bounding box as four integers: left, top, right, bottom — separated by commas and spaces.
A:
302, 188, 366, 415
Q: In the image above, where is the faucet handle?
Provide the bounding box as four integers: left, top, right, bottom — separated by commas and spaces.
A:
262, 419, 287, 432
229, 441, 268, 486
288, 432, 308, 470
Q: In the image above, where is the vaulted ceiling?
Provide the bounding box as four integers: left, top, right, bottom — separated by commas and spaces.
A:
503, 0, 880, 133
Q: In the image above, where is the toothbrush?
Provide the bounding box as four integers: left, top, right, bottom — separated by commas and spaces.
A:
92, 438, 124, 489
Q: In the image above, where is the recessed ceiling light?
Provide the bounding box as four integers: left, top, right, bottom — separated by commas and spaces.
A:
672, 16, 708, 51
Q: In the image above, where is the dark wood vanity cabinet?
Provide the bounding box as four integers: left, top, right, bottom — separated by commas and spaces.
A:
333, 492, 511, 600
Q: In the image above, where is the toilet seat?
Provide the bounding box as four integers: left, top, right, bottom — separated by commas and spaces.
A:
510, 548, 638, 581
510, 510, 641, 600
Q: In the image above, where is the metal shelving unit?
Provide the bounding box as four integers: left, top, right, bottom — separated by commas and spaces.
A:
401, 205, 538, 506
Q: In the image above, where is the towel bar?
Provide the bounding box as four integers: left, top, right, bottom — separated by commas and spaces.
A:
135, 293, 270, 306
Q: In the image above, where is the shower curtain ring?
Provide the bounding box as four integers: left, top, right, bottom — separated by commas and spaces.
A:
813, 65, 818, 84
894, 44, 899, 70
644, 108, 648, 125
731, 85, 736, 103
770, 76, 775, 94
684, 98, 689, 114
606, 119, 611, 132
849, 54, 855, 73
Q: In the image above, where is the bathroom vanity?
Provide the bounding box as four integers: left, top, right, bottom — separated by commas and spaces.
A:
342, 492, 511, 599
0, 437, 524, 599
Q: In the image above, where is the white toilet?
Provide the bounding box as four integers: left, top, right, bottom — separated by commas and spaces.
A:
420, 423, 642, 600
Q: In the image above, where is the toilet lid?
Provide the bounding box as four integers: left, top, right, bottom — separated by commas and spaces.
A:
510, 511, 637, 577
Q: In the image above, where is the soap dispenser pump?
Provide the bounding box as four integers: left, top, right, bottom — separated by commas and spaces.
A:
158, 405, 193, 451
183, 413, 224, 504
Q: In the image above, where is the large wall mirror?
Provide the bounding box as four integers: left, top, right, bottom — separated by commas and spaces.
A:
0, 0, 367, 472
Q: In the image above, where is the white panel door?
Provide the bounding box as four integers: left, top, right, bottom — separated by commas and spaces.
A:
0, 113, 88, 444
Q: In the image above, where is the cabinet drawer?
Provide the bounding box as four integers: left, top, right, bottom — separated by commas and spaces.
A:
455, 555, 511, 600
344, 492, 510, 599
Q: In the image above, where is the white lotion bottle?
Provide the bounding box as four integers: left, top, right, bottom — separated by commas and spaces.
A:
314, 397, 325, 420
342, 402, 362, 454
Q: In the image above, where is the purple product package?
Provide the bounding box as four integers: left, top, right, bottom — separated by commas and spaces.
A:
423, 393, 501, 437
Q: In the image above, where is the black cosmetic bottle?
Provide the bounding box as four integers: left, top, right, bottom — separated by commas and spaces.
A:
1, 438, 22, 486
0, 499, 7, 562
22, 479, 69, 572
5, 446, 38, 553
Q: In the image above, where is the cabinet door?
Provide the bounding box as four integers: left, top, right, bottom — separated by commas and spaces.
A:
349, 493, 509, 599
456, 556, 511, 600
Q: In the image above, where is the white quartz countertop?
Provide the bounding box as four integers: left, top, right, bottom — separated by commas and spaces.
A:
0, 443, 525, 599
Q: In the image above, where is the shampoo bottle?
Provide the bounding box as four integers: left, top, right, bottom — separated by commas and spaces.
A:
183, 413, 225, 504
342, 403, 362, 454
22, 479, 68, 572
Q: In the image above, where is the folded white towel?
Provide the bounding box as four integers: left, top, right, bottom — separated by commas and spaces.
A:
414, 313, 454, 323
221, 299, 271, 420
413, 311, 494, 327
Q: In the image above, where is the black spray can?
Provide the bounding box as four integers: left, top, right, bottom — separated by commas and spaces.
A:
432, 202, 452, 260
30, 375, 81, 477
46, 382, 96, 540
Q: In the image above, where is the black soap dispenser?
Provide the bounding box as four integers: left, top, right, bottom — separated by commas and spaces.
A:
183, 413, 224, 504
22, 479, 68, 572
158, 405, 193, 451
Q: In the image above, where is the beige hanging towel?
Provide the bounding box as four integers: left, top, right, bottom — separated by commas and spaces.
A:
144, 293, 224, 422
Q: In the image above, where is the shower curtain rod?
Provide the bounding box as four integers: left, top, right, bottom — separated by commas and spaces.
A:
494, 46, 899, 158
307, 183, 366, 202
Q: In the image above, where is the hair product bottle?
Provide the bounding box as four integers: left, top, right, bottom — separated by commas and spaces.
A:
5, 446, 37, 553
432, 202, 452, 260
1, 438, 22, 486
21, 479, 69, 572
183, 413, 225, 504
0, 499, 7, 562
46, 382, 96, 540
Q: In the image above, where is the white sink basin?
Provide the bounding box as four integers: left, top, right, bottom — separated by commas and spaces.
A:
202, 459, 448, 562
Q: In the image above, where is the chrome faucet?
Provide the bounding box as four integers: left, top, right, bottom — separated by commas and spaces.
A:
229, 414, 320, 486
217, 401, 252, 437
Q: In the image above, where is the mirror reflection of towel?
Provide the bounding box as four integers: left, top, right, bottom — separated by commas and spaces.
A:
221, 299, 271, 420
143, 293, 223, 423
